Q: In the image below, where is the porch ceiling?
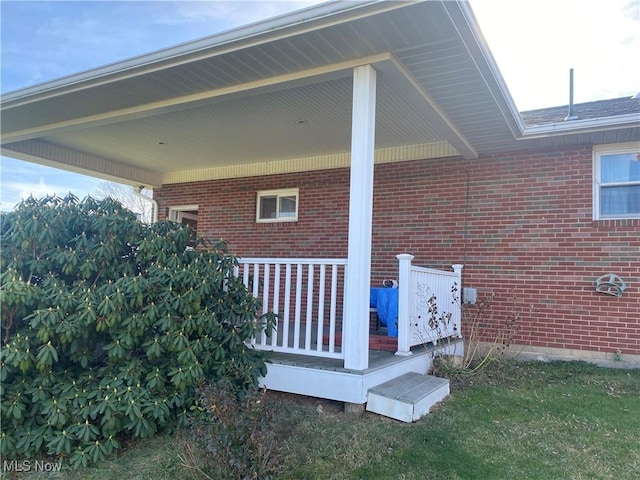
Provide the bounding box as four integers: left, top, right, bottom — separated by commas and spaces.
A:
0, 1, 523, 187
3, 61, 468, 176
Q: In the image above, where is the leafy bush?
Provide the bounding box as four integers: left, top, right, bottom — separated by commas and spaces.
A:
0, 194, 272, 466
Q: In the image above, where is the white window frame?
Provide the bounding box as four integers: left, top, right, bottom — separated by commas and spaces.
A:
168, 205, 199, 223
593, 142, 640, 220
256, 188, 299, 223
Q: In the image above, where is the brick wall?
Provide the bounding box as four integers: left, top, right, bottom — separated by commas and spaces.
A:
158, 170, 350, 258
156, 145, 640, 356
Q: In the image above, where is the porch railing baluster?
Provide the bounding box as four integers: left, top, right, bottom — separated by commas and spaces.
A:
261, 263, 270, 345
329, 264, 338, 353
271, 264, 280, 347
283, 264, 291, 348
304, 264, 314, 350
294, 263, 302, 350
316, 264, 326, 351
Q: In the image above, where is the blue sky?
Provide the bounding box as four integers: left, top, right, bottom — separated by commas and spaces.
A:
1, 0, 639, 210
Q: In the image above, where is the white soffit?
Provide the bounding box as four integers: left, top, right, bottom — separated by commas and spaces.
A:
2, 56, 473, 185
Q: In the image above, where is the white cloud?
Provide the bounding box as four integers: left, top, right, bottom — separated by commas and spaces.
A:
471, 0, 640, 110
622, 0, 639, 21
0, 157, 102, 211
148, 1, 324, 40
17, 178, 55, 201
151, 2, 233, 25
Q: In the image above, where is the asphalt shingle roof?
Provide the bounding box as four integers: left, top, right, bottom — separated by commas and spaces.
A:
520, 95, 640, 127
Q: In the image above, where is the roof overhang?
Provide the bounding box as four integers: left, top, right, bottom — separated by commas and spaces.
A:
1, 50, 478, 187
522, 114, 640, 138
4, 0, 633, 188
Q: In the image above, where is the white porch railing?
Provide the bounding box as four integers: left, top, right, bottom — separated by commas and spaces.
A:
236, 258, 347, 359
396, 254, 463, 356
236, 255, 462, 362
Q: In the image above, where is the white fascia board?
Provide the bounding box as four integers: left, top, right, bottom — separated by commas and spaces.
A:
1, 0, 400, 107
443, 0, 526, 138
521, 114, 640, 139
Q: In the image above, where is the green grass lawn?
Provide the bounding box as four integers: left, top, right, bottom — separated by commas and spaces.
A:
281, 361, 640, 480
11, 361, 640, 480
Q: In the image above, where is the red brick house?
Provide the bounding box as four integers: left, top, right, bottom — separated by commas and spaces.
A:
2, 1, 638, 414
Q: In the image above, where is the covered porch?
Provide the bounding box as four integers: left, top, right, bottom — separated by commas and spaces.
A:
236, 254, 463, 404
2, 1, 507, 410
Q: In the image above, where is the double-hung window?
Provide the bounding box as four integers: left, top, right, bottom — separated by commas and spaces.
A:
256, 188, 298, 222
593, 143, 640, 220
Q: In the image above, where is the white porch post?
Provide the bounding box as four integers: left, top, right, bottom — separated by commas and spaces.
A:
395, 254, 414, 356
396, 253, 415, 356
343, 64, 377, 370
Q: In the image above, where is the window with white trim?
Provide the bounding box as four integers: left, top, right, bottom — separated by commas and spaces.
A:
256, 188, 298, 223
168, 205, 198, 231
593, 143, 640, 220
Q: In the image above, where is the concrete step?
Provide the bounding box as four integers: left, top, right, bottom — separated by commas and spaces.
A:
366, 372, 450, 422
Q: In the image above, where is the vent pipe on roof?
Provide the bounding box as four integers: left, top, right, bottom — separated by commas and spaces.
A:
564, 68, 579, 121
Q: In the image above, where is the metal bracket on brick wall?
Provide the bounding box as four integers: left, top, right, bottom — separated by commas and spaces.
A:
595, 273, 627, 298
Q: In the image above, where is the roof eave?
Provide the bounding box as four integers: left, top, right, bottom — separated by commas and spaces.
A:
1, 0, 401, 106
443, 0, 526, 138
520, 114, 640, 139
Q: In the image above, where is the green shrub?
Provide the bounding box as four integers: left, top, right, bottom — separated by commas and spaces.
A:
0, 194, 273, 466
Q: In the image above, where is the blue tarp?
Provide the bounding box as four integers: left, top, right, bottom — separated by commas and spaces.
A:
369, 287, 398, 337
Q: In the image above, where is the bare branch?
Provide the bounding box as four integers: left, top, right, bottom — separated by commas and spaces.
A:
93, 182, 153, 223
